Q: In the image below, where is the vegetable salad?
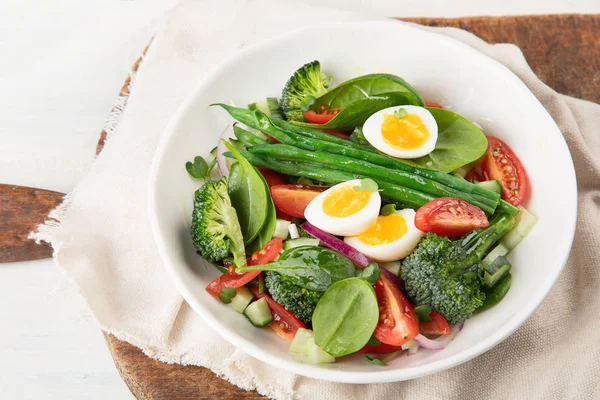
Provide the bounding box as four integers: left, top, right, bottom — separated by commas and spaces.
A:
186, 60, 536, 366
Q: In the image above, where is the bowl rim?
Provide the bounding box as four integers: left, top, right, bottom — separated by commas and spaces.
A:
148, 19, 577, 384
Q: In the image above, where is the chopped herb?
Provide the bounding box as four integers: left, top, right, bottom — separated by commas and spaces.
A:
218, 292, 233, 304
221, 287, 238, 298
354, 178, 378, 193
394, 108, 408, 119
413, 305, 432, 322
185, 156, 210, 179
381, 204, 397, 216
364, 354, 386, 366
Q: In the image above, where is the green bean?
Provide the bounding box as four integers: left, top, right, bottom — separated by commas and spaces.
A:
233, 150, 435, 209
249, 144, 496, 214
233, 125, 270, 146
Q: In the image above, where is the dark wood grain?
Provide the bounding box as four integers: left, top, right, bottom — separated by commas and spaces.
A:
0, 184, 63, 262
1, 14, 598, 400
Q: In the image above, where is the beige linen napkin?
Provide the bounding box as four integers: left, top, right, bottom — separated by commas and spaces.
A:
33, 0, 600, 399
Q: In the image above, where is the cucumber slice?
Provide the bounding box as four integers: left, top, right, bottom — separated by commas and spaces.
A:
401, 339, 418, 350
484, 259, 511, 288
289, 328, 335, 364
273, 219, 291, 239
501, 207, 538, 250
227, 286, 253, 314
244, 298, 273, 327
283, 238, 320, 251
476, 180, 502, 196
482, 243, 510, 269
380, 261, 401, 276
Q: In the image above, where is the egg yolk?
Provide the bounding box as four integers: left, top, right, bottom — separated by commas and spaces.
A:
322, 186, 371, 218
381, 113, 430, 150
353, 214, 407, 245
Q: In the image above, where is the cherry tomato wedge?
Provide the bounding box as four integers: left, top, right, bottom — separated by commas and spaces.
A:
303, 110, 336, 124
270, 184, 327, 218
372, 274, 419, 347
425, 100, 443, 108
205, 238, 282, 295
358, 342, 404, 354
251, 288, 307, 342
465, 168, 484, 183
419, 310, 451, 336
481, 136, 529, 206
415, 197, 489, 237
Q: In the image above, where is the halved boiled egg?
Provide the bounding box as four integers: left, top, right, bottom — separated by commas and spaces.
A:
304, 179, 381, 236
362, 105, 438, 159
344, 209, 425, 262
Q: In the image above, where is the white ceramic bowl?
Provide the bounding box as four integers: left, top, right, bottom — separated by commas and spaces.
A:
148, 20, 577, 383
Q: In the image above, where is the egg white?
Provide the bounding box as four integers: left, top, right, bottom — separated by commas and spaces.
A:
362, 105, 438, 159
344, 208, 425, 262
304, 180, 381, 237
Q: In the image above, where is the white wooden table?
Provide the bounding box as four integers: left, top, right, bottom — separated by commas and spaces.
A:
1, 1, 598, 398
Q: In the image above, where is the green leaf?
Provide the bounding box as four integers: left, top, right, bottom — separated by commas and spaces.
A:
218, 292, 233, 304
380, 204, 397, 216
413, 305, 432, 322
292, 92, 414, 131
313, 278, 379, 357
245, 170, 277, 254
353, 178, 378, 193
185, 156, 209, 179
300, 95, 316, 112
410, 108, 488, 173
394, 108, 408, 119
237, 246, 356, 292
311, 73, 424, 110
225, 141, 269, 244
358, 263, 381, 285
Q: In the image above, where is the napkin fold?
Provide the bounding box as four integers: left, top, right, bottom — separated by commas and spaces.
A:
33, 0, 600, 399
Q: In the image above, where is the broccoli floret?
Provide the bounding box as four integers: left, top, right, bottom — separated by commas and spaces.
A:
280, 60, 330, 122
401, 213, 515, 324
265, 271, 322, 324
190, 178, 246, 267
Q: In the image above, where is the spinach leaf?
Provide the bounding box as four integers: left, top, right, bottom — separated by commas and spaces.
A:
312, 278, 379, 357
236, 245, 356, 292
312, 73, 424, 110
292, 92, 413, 131
245, 171, 277, 253
410, 108, 488, 173
357, 263, 381, 284
225, 141, 269, 244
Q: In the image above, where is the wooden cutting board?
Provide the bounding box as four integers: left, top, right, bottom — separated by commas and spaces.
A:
1, 14, 598, 400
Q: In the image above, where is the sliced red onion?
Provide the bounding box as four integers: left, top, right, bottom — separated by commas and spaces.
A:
216, 125, 235, 177
435, 320, 465, 348
288, 224, 300, 239
414, 334, 445, 350
302, 222, 372, 267
407, 346, 419, 356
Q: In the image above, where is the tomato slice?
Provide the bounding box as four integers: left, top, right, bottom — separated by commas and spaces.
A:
481, 136, 529, 206
303, 110, 336, 124
358, 342, 404, 354
270, 184, 327, 218
415, 197, 489, 237
372, 274, 419, 346
206, 238, 282, 295
419, 310, 451, 336
465, 168, 484, 183
425, 100, 443, 108
251, 288, 307, 342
